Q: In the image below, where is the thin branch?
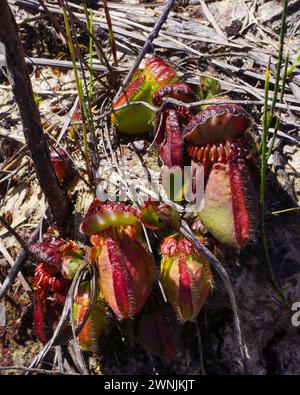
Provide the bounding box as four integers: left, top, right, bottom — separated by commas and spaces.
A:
0, 216, 37, 256
0, 219, 45, 301
102, 0, 118, 67
199, 0, 228, 43
75, 98, 300, 126
0, 238, 32, 298
36, 0, 68, 45
194, 321, 206, 375
0, 1, 70, 225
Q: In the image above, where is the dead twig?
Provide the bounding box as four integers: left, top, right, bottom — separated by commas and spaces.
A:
0, 54, 126, 72
0, 216, 63, 302
102, 0, 118, 67
194, 321, 206, 375
36, 0, 68, 45
199, 0, 228, 43
0, 238, 32, 298
0, 0, 70, 225
0, 216, 40, 259
77, 98, 300, 126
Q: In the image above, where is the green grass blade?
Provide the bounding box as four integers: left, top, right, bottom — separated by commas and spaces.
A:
260, 60, 290, 309
287, 52, 300, 76
63, 6, 92, 185
267, 0, 288, 127
271, 207, 299, 215
266, 53, 289, 161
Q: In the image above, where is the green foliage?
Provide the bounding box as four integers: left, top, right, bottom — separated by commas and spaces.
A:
287, 52, 300, 76
260, 0, 290, 309
198, 76, 220, 102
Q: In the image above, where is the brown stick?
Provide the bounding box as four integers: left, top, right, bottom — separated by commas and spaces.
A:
0, 218, 44, 301
0, 0, 70, 225
102, 0, 118, 67
36, 0, 68, 45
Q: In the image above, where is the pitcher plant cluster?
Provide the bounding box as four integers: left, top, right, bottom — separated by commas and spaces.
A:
31, 56, 260, 360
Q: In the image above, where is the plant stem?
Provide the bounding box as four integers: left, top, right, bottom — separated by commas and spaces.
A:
82, 0, 100, 167
63, 6, 93, 186
256, 0, 288, 157
287, 52, 300, 76
88, 7, 93, 102
271, 207, 299, 215
266, 53, 289, 161
102, 0, 118, 67
267, 0, 289, 128
259, 0, 292, 308
260, 60, 290, 309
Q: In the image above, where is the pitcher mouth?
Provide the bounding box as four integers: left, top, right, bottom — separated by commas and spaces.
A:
80, 199, 139, 236
184, 104, 251, 146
